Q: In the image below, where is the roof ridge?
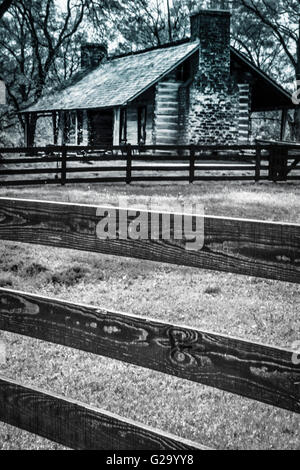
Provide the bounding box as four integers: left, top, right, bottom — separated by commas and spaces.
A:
110, 37, 193, 61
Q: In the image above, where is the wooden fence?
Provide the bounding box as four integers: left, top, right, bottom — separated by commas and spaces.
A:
0, 143, 299, 186
0, 197, 299, 449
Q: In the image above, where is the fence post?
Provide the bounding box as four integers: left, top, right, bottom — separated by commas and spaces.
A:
255, 144, 261, 182
189, 145, 195, 183
280, 146, 288, 181
269, 145, 286, 182
268, 146, 275, 181
126, 144, 132, 184
61, 146, 67, 186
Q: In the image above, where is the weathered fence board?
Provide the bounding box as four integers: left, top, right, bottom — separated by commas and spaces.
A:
0, 198, 299, 284
0, 374, 205, 450
0, 168, 62, 176
0, 288, 299, 414
0, 157, 61, 165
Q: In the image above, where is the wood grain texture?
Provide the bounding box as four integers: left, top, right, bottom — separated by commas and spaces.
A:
0, 288, 299, 414
0, 198, 299, 284
0, 374, 205, 450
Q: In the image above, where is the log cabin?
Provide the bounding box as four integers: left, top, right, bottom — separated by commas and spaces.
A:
21, 7, 293, 148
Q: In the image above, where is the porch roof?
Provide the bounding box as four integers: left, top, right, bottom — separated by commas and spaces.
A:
23, 41, 200, 113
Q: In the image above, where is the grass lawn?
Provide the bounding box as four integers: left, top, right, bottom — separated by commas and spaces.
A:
0, 181, 299, 450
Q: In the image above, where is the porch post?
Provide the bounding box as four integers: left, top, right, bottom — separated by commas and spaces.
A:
76, 110, 84, 145
280, 109, 288, 141
87, 110, 93, 146
113, 107, 120, 146
75, 111, 79, 145
60, 110, 67, 145
24, 112, 36, 149
52, 111, 59, 145
24, 113, 30, 148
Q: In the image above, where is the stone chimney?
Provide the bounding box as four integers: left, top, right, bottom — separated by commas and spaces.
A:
188, 3, 241, 144
190, 5, 231, 91
81, 43, 107, 69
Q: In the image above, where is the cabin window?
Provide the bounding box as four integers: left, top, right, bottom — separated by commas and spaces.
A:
138, 106, 147, 145
120, 108, 127, 144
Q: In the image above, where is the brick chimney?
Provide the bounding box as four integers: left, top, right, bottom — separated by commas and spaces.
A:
81, 43, 107, 69
190, 6, 231, 91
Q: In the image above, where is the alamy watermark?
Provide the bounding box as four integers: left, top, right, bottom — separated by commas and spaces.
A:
292, 80, 300, 105
291, 340, 300, 365
95, 198, 205, 251
0, 80, 5, 105
0, 340, 6, 365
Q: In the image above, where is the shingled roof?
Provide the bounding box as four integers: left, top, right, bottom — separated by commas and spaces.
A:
23, 37, 293, 114
24, 40, 200, 113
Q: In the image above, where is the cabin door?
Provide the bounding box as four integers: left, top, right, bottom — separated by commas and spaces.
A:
89, 110, 113, 146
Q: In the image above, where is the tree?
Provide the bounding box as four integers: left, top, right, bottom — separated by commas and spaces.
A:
0, 0, 118, 144
109, 0, 168, 50
0, 0, 91, 143
99, 0, 198, 52
231, 11, 286, 76
233, 0, 300, 140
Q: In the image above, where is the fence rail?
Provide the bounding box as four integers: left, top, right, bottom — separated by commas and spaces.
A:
0, 198, 299, 284
0, 374, 204, 450
0, 288, 299, 414
0, 143, 299, 186
0, 197, 299, 449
